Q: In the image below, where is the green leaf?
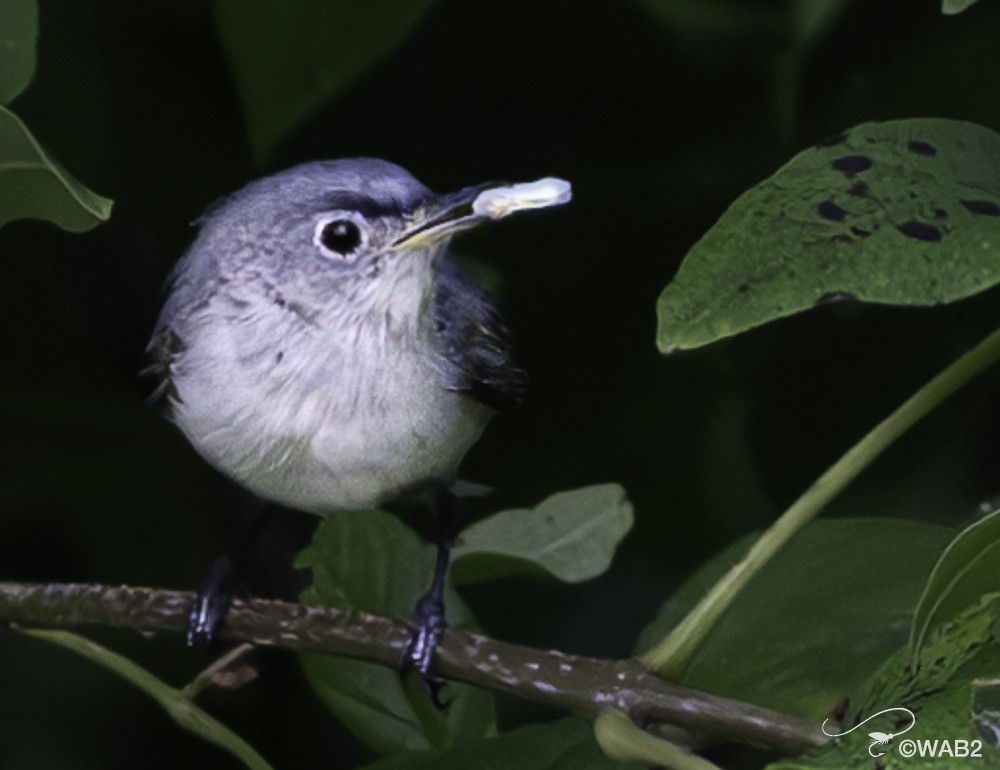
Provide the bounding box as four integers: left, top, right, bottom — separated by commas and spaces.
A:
0, 0, 37, 104
865, 594, 1000, 716
0, 104, 112, 232
214, 0, 440, 165
942, 0, 982, 15
296, 509, 496, 756
768, 596, 1000, 769
910, 507, 1000, 658
789, 0, 853, 49
451, 484, 634, 585
635, 519, 954, 718
358, 717, 638, 770
971, 676, 1000, 743
633, 0, 784, 47
657, 118, 1000, 352
19, 629, 274, 770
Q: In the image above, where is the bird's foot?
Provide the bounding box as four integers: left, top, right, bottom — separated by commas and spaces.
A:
403, 591, 449, 708
187, 554, 241, 645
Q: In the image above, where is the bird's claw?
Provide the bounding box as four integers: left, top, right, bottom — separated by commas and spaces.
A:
187, 554, 240, 645
403, 592, 449, 709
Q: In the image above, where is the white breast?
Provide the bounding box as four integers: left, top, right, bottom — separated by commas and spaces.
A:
167, 276, 490, 515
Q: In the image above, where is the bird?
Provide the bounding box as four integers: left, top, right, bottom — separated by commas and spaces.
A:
146, 157, 571, 682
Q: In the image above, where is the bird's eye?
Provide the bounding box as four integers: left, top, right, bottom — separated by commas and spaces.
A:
320, 219, 361, 254
314, 215, 366, 258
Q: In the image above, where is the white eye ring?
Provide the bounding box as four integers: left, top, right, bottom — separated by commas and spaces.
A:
313, 211, 369, 259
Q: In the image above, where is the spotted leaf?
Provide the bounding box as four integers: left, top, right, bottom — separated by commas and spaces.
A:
657, 118, 1000, 351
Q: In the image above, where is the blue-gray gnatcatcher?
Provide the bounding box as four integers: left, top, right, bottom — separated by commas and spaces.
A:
146, 158, 571, 680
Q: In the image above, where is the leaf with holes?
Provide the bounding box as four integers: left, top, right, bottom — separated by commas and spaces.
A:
657, 118, 1000, 351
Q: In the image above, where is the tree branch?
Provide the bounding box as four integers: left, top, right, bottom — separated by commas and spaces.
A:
0, 581, 824, 756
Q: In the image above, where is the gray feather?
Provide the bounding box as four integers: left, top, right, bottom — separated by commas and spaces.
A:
434, 259, 527, 411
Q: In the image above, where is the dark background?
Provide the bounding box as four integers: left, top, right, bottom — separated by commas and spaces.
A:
4, 1, 1000, 768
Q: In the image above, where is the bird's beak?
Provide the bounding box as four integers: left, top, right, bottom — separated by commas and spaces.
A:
392, 177, 572, 250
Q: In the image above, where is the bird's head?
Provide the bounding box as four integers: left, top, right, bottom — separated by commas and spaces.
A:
186, 157, 570, 319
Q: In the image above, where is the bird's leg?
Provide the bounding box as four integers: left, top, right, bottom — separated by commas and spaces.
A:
403, 486, 461, 704
188, 491, 271, 645
188, 552, 242, 645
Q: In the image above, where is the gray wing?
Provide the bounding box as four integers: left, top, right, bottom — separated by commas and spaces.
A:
142, 253, 202, 407
142, 322, 185, 406
142, 240, 225, 407
434, 260, 528, 411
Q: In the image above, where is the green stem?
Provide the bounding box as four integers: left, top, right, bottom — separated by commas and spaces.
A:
181, 642, 256, 699
20, 629, 275, 770
640, 326, 1000, 677
594, 709, 723, 770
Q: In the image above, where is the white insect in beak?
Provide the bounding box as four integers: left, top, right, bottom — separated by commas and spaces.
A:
472, 178, 573, 220
393, 177, 572, 250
